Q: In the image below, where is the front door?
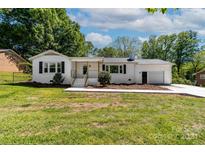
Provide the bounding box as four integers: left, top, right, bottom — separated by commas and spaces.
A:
142, 72, 147, 84
83, 65, 88, 75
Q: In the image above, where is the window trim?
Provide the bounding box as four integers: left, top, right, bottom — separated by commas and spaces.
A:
49, 62, 56, 73
44, 62, 48, 73
39, 61, 43, 74
109, 65, 119, 74
200, 74, 205, 80
57, 62, 61, 73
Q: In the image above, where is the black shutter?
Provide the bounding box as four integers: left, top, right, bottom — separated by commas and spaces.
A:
102, 64, 105, 71
39, 61, 43, 74
61, 61, 65, 73
123, 64, 126, 74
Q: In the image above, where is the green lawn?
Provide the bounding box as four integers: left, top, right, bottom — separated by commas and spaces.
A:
0, 83, 205, 144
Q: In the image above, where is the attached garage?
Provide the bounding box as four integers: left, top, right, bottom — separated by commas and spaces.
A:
148, 71, 164, 84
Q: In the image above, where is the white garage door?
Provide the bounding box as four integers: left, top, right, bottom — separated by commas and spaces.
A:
148, 71, 164, 84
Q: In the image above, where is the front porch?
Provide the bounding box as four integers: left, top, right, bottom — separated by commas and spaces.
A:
70, 57, 103, 87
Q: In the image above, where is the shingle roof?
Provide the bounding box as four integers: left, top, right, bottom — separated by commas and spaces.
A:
135, 59, 172, 65
103, 58, 172, 65
0, 49, 28, 62
28, 50, 172, 65
103, 58, 132, 63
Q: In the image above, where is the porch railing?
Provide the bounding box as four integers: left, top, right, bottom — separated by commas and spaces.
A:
84, 73, 88, 87
71, 70, 99, 78
71, 70, 77, 78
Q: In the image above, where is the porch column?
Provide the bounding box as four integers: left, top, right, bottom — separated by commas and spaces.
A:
98, 61, 99, 77
87, 61, 88, 77
75, 61, 77, 78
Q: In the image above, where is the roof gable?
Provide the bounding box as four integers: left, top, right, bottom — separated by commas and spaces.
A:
194, 69, 205, 75
0, 49, 28, 63
28, 50, 69, 61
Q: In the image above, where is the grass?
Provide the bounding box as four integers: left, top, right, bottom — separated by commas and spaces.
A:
0, 72, 31, 83
0, 83, 205, 144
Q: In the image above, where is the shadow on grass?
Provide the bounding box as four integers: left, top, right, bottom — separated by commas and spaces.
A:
1, 82, 70, 89
0, 92, 16, 98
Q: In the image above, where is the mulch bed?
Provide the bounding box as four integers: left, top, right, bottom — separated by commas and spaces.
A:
3, 82, 70, 88
87, 84, 169, 90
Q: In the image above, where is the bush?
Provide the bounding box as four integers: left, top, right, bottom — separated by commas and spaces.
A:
172, 77, 192, 85
52, 73, 64, 85
98, 71, 111, 86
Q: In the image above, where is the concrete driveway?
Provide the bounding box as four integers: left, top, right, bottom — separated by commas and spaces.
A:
65, 84, 205, 98
165, 84, 205, 98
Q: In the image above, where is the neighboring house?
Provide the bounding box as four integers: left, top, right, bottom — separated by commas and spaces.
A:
0, 49, 29, 72
195, 69, 205, 86
29, 50, 173, 87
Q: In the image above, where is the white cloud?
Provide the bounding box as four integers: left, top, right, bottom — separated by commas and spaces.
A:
70, 8, 205, 36
85, 32, 112, 48
138, 36, 148, 42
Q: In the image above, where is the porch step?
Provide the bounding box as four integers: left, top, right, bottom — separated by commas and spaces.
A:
72, 78, 85, 87
87, 78, 98, 86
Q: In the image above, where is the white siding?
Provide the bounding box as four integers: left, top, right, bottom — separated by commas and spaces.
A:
100, 63, 136, 84
148, 71, 164, 84
32, 55, 71, 84
135, 64, 172, 84
31, 54, 172, 85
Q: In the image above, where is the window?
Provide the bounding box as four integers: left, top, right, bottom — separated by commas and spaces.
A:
120, 65, 123, 73
110, 65, 118, 73
57, 62, 61, 73
61, 61, 65, 73
102, 64, 105, 71
200, 74, 205, 79
49, 63, 56, 73
39, 61, 43, 74
83, 65, 88, 75
44, 63, 48, 73
123, 64, 126, 74
106, 65, 109, 72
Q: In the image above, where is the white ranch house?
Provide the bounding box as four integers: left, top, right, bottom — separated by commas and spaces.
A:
29, 50, 173, 87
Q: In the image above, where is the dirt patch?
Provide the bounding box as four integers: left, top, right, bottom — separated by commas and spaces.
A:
0, 100, 127, 113
66, 101, 127, 112
88, 84, 169, 90
90, 122, 109, 128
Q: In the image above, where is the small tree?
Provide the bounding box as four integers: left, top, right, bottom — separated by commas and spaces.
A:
98, 71, 111, 86
52, 73, 64, 85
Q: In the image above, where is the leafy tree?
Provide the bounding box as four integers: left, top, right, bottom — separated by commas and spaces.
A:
84, 41, 94, 56
146, 8, 179, 14
141, 34, 176, 60
109, 36, 142, 57
191, 50, 205, 73
157, 34, 177, 61
173, 31, 199, 74
0, 9, 90, 58
141, 35, 158, 59
97, 47, 119, 57
146, 8, 169, 14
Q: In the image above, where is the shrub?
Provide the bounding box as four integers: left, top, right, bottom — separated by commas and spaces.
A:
172, 77, 192, 85
52, 73, 64, 85
98, 71, 111, 86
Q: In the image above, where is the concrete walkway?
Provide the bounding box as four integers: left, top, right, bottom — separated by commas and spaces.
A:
65, 87, 181, 94
164, 84, 205, 98
65, 84, 205, 98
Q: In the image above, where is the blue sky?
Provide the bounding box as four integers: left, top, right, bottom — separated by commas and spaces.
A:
67, 9, 205, 48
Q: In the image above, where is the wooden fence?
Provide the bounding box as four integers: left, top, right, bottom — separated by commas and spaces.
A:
0, 72, 32, 83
